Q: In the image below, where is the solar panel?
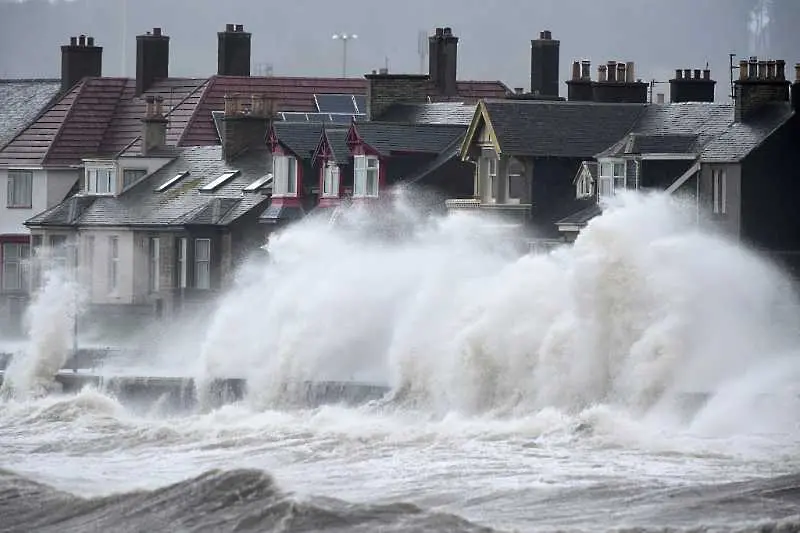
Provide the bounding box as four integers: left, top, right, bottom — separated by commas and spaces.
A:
315, 94, 358, 114
199, 171, 239, 192
244, 174, 273, 192
329, 114, 355, 124
155, 171, 189, 192
281, 112, 310, 122
353, 95, 366, 114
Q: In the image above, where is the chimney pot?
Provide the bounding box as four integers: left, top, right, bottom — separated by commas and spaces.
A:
87, 36, 94, 47
443, 27, 452, 36
153, 27, 161, 37
580, 60, 591, 80
235, 24, 244, 32
514, 87, 524, 94
795, 63, 800, 83
598, 64, 607, 83
776, 59, 786, 80
78, 35, 86, 46
739, 59, 748, 80
767, 59, 777, 79
675, 68, 683, 80
703, 68, 711, 80
371, 69, 377, 75
693, 68, 701, 79
70, 36, 77, 46
539, 31, 546, 39
757, 60, 768, 80
606, 61, 617, 82
379, 67, 388, 75
748, 57, 758, 79
435, 27, 444, 37
625, 61, 635, 82
571, 60, 581, 81
617, 62, 626, 83
683, 68, 691, 79
543, 30, 552, 39
226, 23, 234, 32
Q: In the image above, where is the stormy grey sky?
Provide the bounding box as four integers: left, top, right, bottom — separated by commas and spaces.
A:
0, 0, 793, 101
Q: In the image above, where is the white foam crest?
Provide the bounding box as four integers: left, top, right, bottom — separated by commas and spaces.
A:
1, 266, 85, 399
196, 189, 800, 438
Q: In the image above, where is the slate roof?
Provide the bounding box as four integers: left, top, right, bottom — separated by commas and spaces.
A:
700, 103, 795, 163
480, 100, 646, 158
323, 128, 351, 164
26, 146, 270, 227
376, 102, 477, 125
597, 133, 699, 157
407, 133, 465, 184
353, 122, 467, 156
0, 79, 61, 149
271, 122, 323, 159
556, 202, 602, 227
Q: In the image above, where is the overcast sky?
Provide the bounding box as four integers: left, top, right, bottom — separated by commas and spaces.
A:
0, 0, 794, 101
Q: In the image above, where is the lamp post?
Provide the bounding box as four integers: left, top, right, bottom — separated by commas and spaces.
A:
332, 33, 358, 78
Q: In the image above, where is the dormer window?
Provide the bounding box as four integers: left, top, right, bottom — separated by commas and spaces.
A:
354, 155, 379, 197
597, 159, 626, 199
272, 155, 298, 197
85, 162, 117, 195
322, 162, 340, 198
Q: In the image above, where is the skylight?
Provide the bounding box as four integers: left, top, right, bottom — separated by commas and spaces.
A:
243, 173, 273, 192
155, 171, 189, 192
199, 170, 240, 192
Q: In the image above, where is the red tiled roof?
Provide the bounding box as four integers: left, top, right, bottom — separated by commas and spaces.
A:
0, 81, 83, 166
179, 75, 368, 146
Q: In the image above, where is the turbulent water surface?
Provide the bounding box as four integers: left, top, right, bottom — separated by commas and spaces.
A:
1, 192, 800, 533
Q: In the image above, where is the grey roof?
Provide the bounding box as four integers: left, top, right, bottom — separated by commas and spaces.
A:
597, 133, 699, 157
482, 100, 645, 158
407, 133, 465, 184
556, 202, 602, 227
376, 102, 476, 125
355, 122, 466, 156
0, 79, 61, 148
27, 146, 270, 227
700, 103, 795, 163
259, 203, 305, 224
271, 122, 323, 159
322, 128, 351, 164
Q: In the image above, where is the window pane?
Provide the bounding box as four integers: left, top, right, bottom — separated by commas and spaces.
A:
195, 239, 210, 261
287, 157, 297, 194
600, 163, 612, 177
123, 169, 146, 189
613, 163, 625, 177
7, 170, 33, 207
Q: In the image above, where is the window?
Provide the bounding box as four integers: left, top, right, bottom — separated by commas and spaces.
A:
194, 238, 211, 290
155, 171, 189, 192
243, 174, 273, 192
199, 171, 239, 192
49, 235, 69, 270
7, 170, 33, 208
2, 243, 30, 292
83, 235, 94, 280
85, 165, 116, 195
177, 237, 187, 289
322, 163, 340, 197
108, 236, 119, 293
354, 155, 379, 197
272, 155, 298, 196
576, 170, 594, 199
122, 169, 147, 189
488, 157, 497, 201
148, 237, 160, 293
712, 168, 727, 214
598, 160, 626, 199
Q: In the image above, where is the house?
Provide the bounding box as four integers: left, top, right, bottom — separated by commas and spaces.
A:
24, 138, 271, 334
558, 58, 800, 274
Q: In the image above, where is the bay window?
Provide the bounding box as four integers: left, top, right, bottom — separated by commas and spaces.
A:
2, 243, 30, 292
354, 155, 379, 197
322, 163, 340, 197
272, 155, 298, 196
598, 160, 626, 199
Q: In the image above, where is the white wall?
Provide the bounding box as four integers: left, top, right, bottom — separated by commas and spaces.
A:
0, 167, 80, 235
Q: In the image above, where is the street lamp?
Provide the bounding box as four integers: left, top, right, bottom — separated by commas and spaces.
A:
332, 33, 358, 78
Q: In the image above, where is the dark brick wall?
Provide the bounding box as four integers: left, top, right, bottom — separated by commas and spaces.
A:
365, 74, 431, 120
222, 116, 269, 161
529, 157, 584, 237
735, 80, 791, 121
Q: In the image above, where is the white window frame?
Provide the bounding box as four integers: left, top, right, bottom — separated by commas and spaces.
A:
712, 168, 727, 215
598, 159, 626, 199
2, 242, 30, 292
322, 162, 340, 198
107, 236, 119, 293
85, 163, 117, 195
83, 234, 94, 286
194, 238, 211, 290
7, 170, 33, 208
148, 237, 160, 293
576, 169, 594, 199
354, 155, 380, 198
177, 237, 187, 289
272, 155, 298, 197
488, 157, 498, 202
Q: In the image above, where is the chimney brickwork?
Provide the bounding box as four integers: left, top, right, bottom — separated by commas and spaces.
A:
734, 56, 790, 121
218, 24, 251, 76
669, 66, 716, 103
531, 30, 560, 97
141, 95, 168, 155
136, 27, 170, 96
221, 93, 273, 161
60, 34, 102, 92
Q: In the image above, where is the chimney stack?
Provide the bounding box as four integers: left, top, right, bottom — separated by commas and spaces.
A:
136, 27, 170, 96
591, 59, 647, 103
218, 23, 251, 76
656, 93, 665, 104
580, 60, 591, 80
428, 26, 458, 96
567, 59, 593, 101
792, 63, 800, 111
141, 95, 168, 155
530, 29, 560, 98
606, 61, 617, 82
734, 55, 790, 121
669, 66, 716, 103
221, 93, 271, 161
60, 34, 102, 92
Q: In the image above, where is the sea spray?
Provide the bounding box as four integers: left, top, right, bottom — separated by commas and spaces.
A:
195, 189, 800, 433
1, 265, 85, 400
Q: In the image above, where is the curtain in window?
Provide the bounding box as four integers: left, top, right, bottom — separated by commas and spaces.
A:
7, 170, 33, 207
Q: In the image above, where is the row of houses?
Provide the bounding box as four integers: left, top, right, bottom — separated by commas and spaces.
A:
0, 25, 798, 336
